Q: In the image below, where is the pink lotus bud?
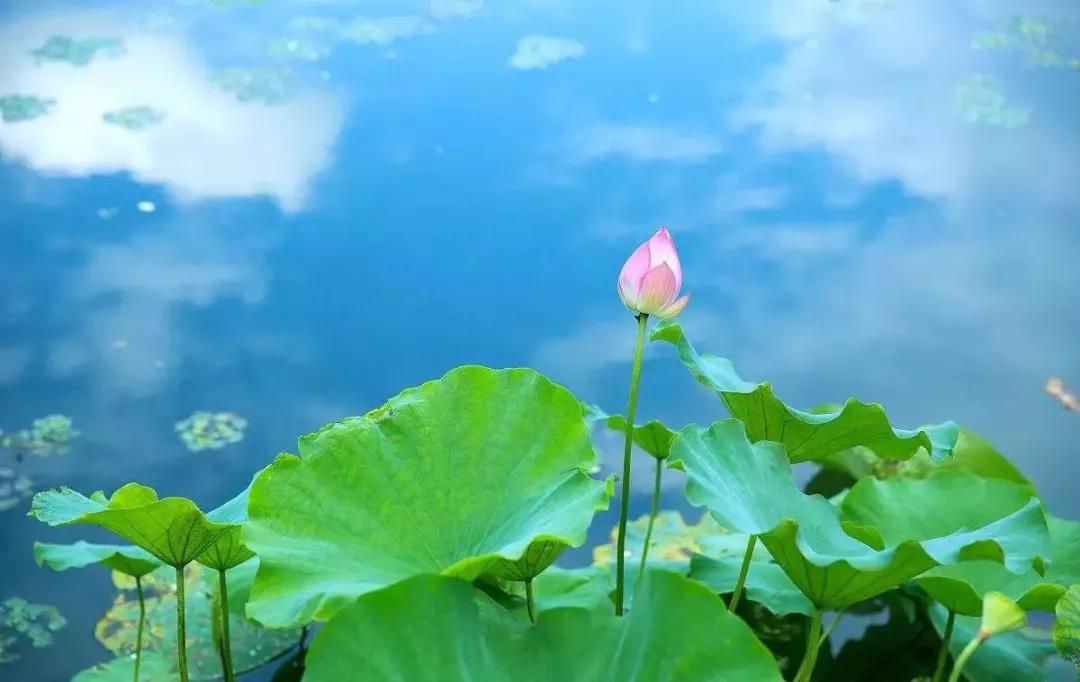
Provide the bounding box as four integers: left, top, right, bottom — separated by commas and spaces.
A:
617, 227, 690, 319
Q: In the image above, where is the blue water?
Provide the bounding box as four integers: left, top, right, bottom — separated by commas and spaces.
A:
2, 0, 1079, 679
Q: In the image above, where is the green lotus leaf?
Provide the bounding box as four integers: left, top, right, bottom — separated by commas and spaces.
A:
303, 570, 784, 681
1053, 585, 1080, 672
96, 563, 301, 681
671, 420, 1049, 609
812, 428, 1037, 496
689, 553, 814, 616
929, 603, 1058, 682
915, 517, 1080, 615
243, 366, 612, 627
652, 321, 959, 463
34, 540, 161, 578
197, 487, 254, 571
29, 483, 231, 567
586, 405, 677, 460
71, 651, 178, 681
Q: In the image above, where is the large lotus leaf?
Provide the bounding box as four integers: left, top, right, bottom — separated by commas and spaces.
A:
915, 517, 1080, 615
304, 570, 783, 682
97, 563, 301, 681
197, 487, 254, 571
29, 484, 230, 567
34, 540, 161, 578
652, 321, 959, 463
928, 603, 1059, 682
812, 428, 1037, 496
1054, 585, 1080, 672
243, 366, 611, 627
671, 420, 1049, 609
71, 652, 178, 681
689, 553, 814, 616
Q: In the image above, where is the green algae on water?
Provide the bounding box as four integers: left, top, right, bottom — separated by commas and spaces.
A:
0, 468, 33, 513
1, 415, 79, 457
175, 411, 247, 452
103, 106, 166, 130
30, 36, 126, 66
0, 598, 66, 663
0, 95, 55, 123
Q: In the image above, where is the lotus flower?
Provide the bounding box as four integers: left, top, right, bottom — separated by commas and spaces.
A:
617, 227, 690, 319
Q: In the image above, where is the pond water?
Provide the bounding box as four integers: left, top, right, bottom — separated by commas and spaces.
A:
2, 0, 1079, 679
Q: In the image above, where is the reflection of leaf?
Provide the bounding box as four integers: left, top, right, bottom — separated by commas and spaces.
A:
652, 321, 958, 463
929, 602, 1057, 682
96, 564, 299, 681
0, 597, 66, 663
71, 651, 178, 681
592, 510, 731, 572
35, 541, 161, 578
1053, 585, 1080, 672
672, 420, 1049, 609
30, 483, 231, 567
244, 366, 611, 627
304, 571, 784, 681
916, 516, 1080, 615
820, 592, 938, 681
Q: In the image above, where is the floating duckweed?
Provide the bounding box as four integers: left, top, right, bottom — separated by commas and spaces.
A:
267, 37, 330, 62
0, 597, 66, 663
955, 75, 1030, 129
0, 95, 55, 123
212, 68, 292, 105
0, 468, 33, 513
1, 415, 79, 457
29, 36, 126, 66
103, 106, 166, 130
174, 411, 247, 452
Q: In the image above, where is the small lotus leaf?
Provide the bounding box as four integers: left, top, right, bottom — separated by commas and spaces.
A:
671, 419, 1049, 609
243, 366, 611, 627
29, 483, 231, 567
586, 405, 677, 460
652, 322, 959, 463
303, 570, 784, 681
197, 487, 254, 571
34, 540, 161, 578
1053, 585, 1080, 672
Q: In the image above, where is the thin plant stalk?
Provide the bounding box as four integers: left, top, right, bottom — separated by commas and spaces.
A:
947, 635, 983, 682
795, 610, 824, 682
175, 566, 189, 682
819, 610, 844, 647
133, 576, 146, 682
636, 456, 664, 577
218, 569, 235, 682
932, 609, 956, 682
727, 535, 757, 612
525, 579, 536, 624
614, 313, 649, 616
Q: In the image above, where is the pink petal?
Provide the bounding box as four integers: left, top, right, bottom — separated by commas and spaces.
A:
617, 241, 652, 308
635, 263, 678, 316
647, 227, 682, 292
657, 293, 690, 320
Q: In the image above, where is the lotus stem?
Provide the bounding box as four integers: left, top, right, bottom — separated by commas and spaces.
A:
728, 535, 757, 612
947, 634, 983, 682
134, 576, 145, 682
615, 313, 649, 616
175, 566, 189, 682
795, 610, 824, 682
218, 569, 235, 682
819, 610, 844, 647
931, 609, 956, 682
637, 456, 664, 577
525, 579, 536, 623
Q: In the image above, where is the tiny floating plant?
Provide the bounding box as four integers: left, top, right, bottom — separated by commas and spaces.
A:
174, 412, 247, 452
